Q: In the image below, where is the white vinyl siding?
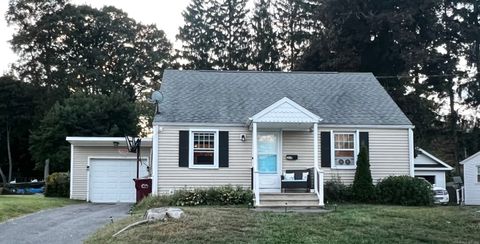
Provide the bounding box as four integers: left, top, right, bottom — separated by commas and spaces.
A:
156, 126, 410, 193
281, 128, 410, 184
282, 131, 314, 170
70, 146, 151, 201
157, 126, 252, 194
463, 157, 480, 205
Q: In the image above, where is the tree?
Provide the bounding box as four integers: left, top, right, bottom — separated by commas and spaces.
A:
0, 76, 35, 183
212, 0, 251, 70
7, 0, 172, 100
275, 0, 315, 70
297, 0, 452, 159
29, 94, 139, 172
458, 0, 480, 108
422, 0, 463, 168
250, 0, 280, 70
177, 0, 217, 69
351, 146, 375, 202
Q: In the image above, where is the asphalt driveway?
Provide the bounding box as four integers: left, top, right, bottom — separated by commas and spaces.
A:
0, 203, 131, 244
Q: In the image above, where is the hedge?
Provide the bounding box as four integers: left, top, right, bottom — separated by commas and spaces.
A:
45, 172, 70, 197
376, 176, 433, 206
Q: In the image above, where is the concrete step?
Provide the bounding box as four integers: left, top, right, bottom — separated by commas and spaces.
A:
260, 193, 318, 201
258, 201, 321, 208
258, 193, 320, 207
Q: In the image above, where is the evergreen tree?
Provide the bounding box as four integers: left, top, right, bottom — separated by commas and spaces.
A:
250, 0, 280, 71
212, 0, 251, 70
351, 146, 375, 202
177, 0, 216, 69
458, 1, 480, 107
422, 0, 463, 168
274, 0, 314, 70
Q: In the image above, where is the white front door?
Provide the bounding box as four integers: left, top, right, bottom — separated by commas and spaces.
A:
257, 132, 281, 192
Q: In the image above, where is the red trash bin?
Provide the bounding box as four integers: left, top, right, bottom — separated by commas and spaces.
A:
133, 178, 152, 203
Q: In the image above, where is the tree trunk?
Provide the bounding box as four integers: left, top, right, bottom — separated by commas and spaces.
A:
448, 86, 459, 173
0, 166, 7, 187
6, 123, 13, 183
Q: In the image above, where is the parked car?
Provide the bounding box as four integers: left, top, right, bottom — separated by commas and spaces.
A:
433, 186, 449, 204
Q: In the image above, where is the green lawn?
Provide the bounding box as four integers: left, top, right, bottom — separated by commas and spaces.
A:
0, 195, 79, 222
86, 204, 480, 243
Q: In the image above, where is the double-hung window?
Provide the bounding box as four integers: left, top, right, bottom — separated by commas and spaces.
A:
189, 130, 218, 168
333, 132, 356, 168
477, 166, 480, 183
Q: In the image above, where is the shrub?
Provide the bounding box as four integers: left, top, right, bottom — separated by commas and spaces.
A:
324, 179, 352, 203
45, 172, 70, 197
351, 146, 375, 202
376, 176, 433, 206
136, 186, 253, 209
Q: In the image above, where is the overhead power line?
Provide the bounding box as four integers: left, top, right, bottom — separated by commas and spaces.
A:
375, 73, 473, 79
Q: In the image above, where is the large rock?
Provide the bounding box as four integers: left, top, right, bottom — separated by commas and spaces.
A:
144, 208, 168, 221
166, 208, 184, 219
144, 207, 184, 221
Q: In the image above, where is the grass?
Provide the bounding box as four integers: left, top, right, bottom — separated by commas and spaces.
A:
0, 195, 79, 222
86, 204, 480, 244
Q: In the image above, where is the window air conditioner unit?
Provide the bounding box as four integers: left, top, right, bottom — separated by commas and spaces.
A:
336, 157, 354, 166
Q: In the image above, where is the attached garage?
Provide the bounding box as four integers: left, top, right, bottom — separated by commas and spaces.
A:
67, 137, 152, 203
89, 158, 149, 203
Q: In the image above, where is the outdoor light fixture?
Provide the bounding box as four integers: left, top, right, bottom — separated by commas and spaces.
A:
113, 141, 119, 148
240, 134, 246, 142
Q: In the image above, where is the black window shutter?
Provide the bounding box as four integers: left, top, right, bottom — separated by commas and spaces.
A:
359, 132, 369, 160
219, 131, 229, 167
178, 131, 189, 167
321, 132, 331, 167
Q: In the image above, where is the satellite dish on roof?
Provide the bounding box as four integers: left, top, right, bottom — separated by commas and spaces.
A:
150, 91, 164, 114
151, 91, 164, 103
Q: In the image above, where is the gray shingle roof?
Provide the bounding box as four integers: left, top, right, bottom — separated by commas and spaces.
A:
154, 70, 412, 125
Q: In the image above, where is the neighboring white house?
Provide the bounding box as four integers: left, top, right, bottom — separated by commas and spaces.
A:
413, 148, 453, 188
460, 151, 480, 205
68, 70, 416, 207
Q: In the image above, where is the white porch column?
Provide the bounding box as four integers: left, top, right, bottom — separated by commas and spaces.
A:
252, 122, 260, 206
313, 123, 319, 195
408, 128, 414, 176
313, 123, 319, 170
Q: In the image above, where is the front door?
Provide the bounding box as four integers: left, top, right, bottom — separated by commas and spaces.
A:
257, 132, 281, 192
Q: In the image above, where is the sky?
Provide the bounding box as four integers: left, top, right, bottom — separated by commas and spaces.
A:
0, 0, 191, 74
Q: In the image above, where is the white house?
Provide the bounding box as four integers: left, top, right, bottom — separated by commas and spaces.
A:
67, 70, 416, 207
414, 148, 453, 188
460, 151, 480, 205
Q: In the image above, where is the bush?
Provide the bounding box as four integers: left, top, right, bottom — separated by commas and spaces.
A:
136, 186, 253, 209
324, 179, 352, 203
45, 172, 70, 197
376, 176, 433, 206
351, 146, 375, 202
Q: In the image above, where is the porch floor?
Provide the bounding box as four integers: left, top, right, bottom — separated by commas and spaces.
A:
256, 193, 323, 208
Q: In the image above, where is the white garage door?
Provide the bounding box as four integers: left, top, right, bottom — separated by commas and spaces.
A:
89, 158, 149, 203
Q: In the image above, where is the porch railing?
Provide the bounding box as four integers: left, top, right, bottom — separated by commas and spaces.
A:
314, 166, 325, 206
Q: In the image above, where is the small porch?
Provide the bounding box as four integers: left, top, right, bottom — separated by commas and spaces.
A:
249, 97, 325, 208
